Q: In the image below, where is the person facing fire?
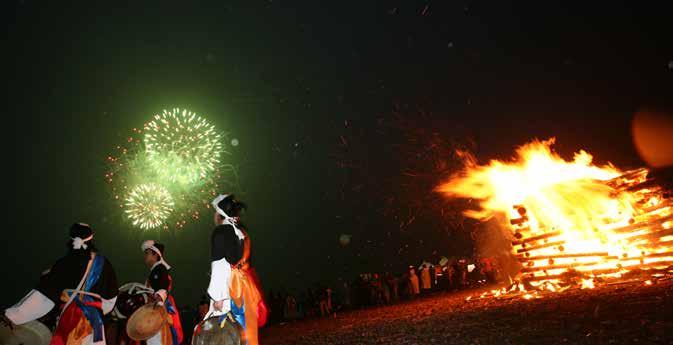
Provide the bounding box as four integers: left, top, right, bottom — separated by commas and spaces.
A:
408, 266, 420, 297
480, 257, 496, 284
207, 194, 266, 345
420, 264, 432, 292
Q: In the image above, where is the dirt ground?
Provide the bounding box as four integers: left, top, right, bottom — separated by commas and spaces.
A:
260, 279, 673, 345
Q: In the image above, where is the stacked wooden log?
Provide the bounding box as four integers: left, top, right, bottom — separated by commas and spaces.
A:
510, 168, 673, 286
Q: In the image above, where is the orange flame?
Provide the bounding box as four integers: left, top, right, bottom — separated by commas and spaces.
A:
439, 138, 673, 289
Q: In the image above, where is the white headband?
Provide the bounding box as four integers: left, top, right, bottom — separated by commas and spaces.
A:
72, 234, 93, 250
142, 240, 171, 270
211, 194, 230, 218
211, 194, 245, 241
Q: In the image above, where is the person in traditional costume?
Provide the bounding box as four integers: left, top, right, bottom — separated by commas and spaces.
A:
2, 223, 118, 345
206, 194, 266, 345
138, 240, 183, 345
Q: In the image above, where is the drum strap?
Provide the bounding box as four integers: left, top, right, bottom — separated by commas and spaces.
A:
63, 290, 102, 300
55, 253, 95, 327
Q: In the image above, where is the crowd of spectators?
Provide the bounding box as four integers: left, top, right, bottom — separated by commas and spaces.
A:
265, 256, 502, 324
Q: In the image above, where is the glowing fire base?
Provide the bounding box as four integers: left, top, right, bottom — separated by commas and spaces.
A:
440, 139, 673, 299
513, 168, 673, 290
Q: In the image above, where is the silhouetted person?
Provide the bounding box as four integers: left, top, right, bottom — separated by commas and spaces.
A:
408, 267, 420, 298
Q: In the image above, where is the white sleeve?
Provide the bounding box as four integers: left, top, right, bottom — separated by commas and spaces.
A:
207, 297, 230, 318
207, 258, 231, 302
154, 289, 168, 302
4, 289, 55, 325
101, 296, 117, 315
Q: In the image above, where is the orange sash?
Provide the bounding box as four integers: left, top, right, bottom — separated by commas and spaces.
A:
230, 268, 262, 345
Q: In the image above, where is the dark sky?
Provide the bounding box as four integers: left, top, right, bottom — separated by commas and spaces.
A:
4, 1, 672, 307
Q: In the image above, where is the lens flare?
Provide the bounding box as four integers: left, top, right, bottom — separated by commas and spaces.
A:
125, 183, 175, 230
144, 108, 223, 185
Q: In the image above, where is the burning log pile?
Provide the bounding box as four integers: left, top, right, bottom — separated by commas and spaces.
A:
513, 168, 673, 292
438, 139, 673, 299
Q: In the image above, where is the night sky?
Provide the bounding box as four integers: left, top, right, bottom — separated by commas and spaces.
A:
4, 1, 672, 308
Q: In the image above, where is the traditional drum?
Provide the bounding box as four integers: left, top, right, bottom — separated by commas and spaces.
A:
113, 282, 153, 319
126, 302, 169, 341
0, 320, 52, 345
191, 314, 243, 345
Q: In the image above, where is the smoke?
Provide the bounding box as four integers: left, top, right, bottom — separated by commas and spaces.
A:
473, 213, 521, 280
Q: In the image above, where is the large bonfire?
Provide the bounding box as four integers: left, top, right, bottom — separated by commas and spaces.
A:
439, 138, 673, 298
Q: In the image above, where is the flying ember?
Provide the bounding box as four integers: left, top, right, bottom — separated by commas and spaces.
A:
439, 138, 673, 294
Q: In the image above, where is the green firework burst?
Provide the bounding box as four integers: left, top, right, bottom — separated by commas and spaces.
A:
144, 108, 224, 185
125, 183, 175, 230
105, 110, 239, 231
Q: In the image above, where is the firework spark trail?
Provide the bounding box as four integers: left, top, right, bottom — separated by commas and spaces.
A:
125, 183, 175, 230
144, 108, 224, 186
105, 108, 237, 231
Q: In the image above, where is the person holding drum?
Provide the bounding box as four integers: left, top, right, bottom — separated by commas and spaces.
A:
1, 223, 118, 345
202, 194, 265, 345
138, 240, 184, 345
